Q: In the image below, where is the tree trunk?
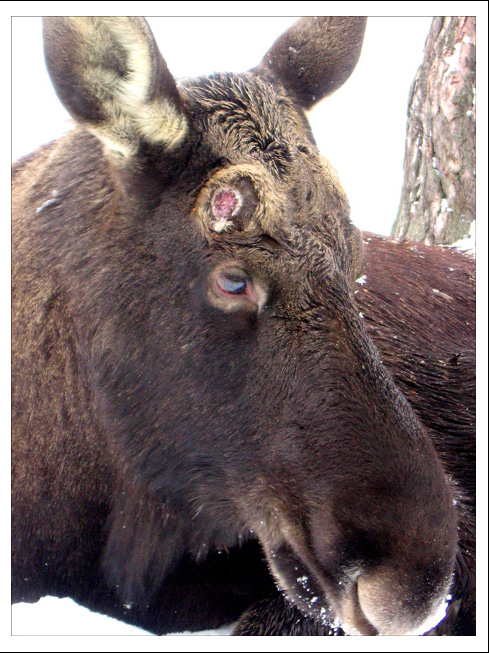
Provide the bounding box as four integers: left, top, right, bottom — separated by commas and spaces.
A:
392, 17, 476, 245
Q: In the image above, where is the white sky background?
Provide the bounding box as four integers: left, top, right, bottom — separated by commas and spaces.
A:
7, 2, 488, 648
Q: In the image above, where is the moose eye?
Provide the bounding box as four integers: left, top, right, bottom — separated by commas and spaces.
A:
208, 267, 268, 313
214, 271, 250, 296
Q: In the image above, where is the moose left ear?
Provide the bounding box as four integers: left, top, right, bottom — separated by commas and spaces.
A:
253, 17, 367, 110
43, 17, 188, 158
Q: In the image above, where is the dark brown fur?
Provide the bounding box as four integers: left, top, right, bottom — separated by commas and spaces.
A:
12, 17, 475, 636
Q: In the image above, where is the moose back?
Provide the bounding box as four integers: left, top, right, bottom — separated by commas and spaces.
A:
12, 17, 475, 636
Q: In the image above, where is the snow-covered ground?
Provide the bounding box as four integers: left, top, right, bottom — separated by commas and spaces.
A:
12, 598, 153, 636
450, 220, 476, 256
11, 597, 233, 636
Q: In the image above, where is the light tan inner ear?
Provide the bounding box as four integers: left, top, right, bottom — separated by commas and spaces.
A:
73, 17, 188, 157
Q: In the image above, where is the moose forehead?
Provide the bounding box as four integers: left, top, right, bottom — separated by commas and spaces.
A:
181, 72, 313, 175
179, 72, 351, 239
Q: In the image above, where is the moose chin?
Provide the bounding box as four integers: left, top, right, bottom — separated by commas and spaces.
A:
12, 17, 475, 635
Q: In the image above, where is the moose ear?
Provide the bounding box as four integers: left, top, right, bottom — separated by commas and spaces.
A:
253, 17, 367, 109
42, 17, 188, 157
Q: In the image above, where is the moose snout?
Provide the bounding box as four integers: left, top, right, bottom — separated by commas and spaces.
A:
300, 426, 459, 635
340, 564, 453, 636
327, 482, 457, 636
312, 527, 457, 636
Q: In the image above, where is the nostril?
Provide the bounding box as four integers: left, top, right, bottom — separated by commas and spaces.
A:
340, 582, 379, 636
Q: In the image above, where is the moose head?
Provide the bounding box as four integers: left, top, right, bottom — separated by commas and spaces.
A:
12, 17, 461, 636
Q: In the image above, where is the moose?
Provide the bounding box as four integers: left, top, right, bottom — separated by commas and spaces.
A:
12, 17, 475, 636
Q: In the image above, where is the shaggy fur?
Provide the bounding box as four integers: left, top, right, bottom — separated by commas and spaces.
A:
12, 17, 474, 636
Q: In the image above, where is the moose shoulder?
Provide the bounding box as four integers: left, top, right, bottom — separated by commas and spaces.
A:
11, 17, 475, 636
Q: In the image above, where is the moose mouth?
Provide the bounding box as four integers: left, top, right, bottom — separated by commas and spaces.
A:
263, 540, 452, 636
264, 541, 378, 636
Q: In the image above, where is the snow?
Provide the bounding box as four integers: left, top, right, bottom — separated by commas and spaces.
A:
440, 198, 453, 213
443, 42, 462, 79
450, 221, 476, 256
11, 597, 235, 637
12, 598, 151, 636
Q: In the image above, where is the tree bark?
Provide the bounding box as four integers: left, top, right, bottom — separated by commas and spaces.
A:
392, 17, 476, 245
